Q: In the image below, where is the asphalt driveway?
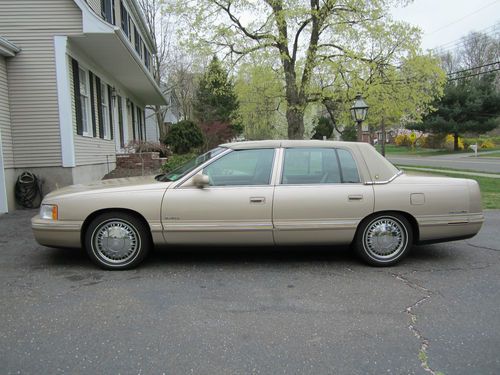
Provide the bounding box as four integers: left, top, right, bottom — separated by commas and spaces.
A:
1, 210, 499, 374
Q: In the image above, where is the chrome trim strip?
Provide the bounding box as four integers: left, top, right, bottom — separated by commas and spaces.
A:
417, 213, 484, 227
164, 223, 273, 232
364, 170, 403, 185
31, 222, 81, 231
274, 220, 358, 231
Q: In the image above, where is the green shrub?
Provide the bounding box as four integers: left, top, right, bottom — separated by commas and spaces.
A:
480, 139, 495, 149
161, 153, 197, 172
163, 120, 203, 154
341, 125, 357, 141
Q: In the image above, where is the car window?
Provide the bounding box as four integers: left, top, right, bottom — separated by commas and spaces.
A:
337, 149, 360, 183
203, 148, 275, 186
282, 148, 359, 184
158, 147, 226, 182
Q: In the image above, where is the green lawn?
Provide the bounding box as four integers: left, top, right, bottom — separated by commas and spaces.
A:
376, 144, 454, 156
478, 151, 500, 158
376, 144, 500, 157
404, 169, 500, 209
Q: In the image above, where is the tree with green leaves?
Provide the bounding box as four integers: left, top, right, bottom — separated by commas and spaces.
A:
235, 61, 286, 139
170, 0, 444, 140
194, 56, 240, 126
194, 56, 242, 148
409, 75, 500, 151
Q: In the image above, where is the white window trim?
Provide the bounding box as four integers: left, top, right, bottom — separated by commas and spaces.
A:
78, 66, 93, 137
100, 81, 111, 140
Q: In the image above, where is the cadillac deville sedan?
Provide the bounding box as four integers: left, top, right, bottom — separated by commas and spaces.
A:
32, 140, 484, 270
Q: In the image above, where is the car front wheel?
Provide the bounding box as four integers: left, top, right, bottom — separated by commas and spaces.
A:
354, 213, 413, 266
85, 212, 151, 270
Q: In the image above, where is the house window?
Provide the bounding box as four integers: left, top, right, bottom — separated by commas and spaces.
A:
136, 106, 143, 140
120, 1, 129, 38
78, 67, 92, 137
100, 82, 111, 139
101, 0, 115, 24
134, 26, 142, 56
144, 46, 149, 68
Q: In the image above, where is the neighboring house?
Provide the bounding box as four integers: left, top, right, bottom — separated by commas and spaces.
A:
0, 0, 166, 213
145, 84, 181, 142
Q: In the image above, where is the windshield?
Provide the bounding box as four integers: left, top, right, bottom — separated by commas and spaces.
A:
156, 147, 226, 182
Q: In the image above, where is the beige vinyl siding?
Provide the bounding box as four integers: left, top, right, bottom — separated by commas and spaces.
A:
68, 56, 116, 165
0, 56, 14, 168
0, 0, 82, 168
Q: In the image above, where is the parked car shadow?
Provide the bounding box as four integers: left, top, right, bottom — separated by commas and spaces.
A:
38, 242, 462, 271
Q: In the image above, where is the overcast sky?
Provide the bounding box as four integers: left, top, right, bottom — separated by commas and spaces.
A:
391, 0, 500, 51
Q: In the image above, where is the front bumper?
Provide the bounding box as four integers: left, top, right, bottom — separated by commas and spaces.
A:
31, 215, 82, 248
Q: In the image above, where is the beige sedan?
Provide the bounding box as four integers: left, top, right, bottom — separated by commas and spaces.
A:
32, 140, 484, 270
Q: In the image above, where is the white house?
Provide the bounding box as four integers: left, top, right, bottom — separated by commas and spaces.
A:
0, 0, 166, 213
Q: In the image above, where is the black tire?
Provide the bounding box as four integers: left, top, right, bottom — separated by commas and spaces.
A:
354, 213, 413, 266
84, 212, 151, 270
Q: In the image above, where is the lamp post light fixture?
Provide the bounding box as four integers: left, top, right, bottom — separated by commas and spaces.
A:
350, 93, 369, 142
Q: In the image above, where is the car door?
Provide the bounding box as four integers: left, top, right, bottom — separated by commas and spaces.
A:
162, 148, 277, 245
273, 147, 374, 245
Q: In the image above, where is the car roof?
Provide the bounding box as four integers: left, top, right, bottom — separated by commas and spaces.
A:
221, 139, 360, 150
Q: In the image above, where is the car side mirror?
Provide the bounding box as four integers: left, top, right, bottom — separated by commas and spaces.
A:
192, 173, 210, 188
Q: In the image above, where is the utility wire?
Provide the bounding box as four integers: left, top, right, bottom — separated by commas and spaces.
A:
431, 23, 500, 50
447, 61, 500, 76
448, 67, 500, 81
426, 0, 500, 35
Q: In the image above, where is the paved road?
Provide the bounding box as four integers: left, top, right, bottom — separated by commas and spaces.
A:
1, 210, 500, 374
388, 154, 500, 174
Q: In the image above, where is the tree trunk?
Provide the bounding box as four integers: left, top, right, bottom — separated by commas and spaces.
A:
156, 105, 166, 141
286, 105, 305, 139
454, 132, 459, 151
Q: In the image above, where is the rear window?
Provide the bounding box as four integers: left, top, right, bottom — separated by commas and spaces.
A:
282, 148, 360, 184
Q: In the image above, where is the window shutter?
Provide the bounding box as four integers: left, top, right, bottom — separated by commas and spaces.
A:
107, 85, 114, 139
142, 108, 146, 141
95, 76, 104, 139
71, 58, 83, 136
89, 71, 97, 137
131, 102, 136, 140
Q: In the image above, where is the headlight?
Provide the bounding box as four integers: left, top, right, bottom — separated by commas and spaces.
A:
40, 204, 58, 220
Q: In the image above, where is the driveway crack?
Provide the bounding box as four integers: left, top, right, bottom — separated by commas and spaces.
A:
392, 273, 444, 375
465, 242, 500, 252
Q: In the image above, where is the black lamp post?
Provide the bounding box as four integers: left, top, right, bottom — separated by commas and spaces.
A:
350, 93, 369, 142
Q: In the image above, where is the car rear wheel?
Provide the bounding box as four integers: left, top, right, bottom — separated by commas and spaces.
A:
85, 212, 151, 270
354, 213, 413, 266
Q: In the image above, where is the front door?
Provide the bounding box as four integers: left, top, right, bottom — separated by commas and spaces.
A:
162, 148, 277, 245
273, 147, 374, 245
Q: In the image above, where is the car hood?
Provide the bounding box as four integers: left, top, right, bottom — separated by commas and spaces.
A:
44, 175, 172, 200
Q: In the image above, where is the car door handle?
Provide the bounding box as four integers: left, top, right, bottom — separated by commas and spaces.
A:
250, 197, 266, 204
348, 194, 363, 201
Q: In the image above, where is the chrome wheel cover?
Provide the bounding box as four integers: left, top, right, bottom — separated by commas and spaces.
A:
363, 217, 408, 260
92, 219, 141, 264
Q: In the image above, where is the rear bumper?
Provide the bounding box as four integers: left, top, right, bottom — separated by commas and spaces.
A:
417, 213, 484, 243
31, 215, 82, 248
